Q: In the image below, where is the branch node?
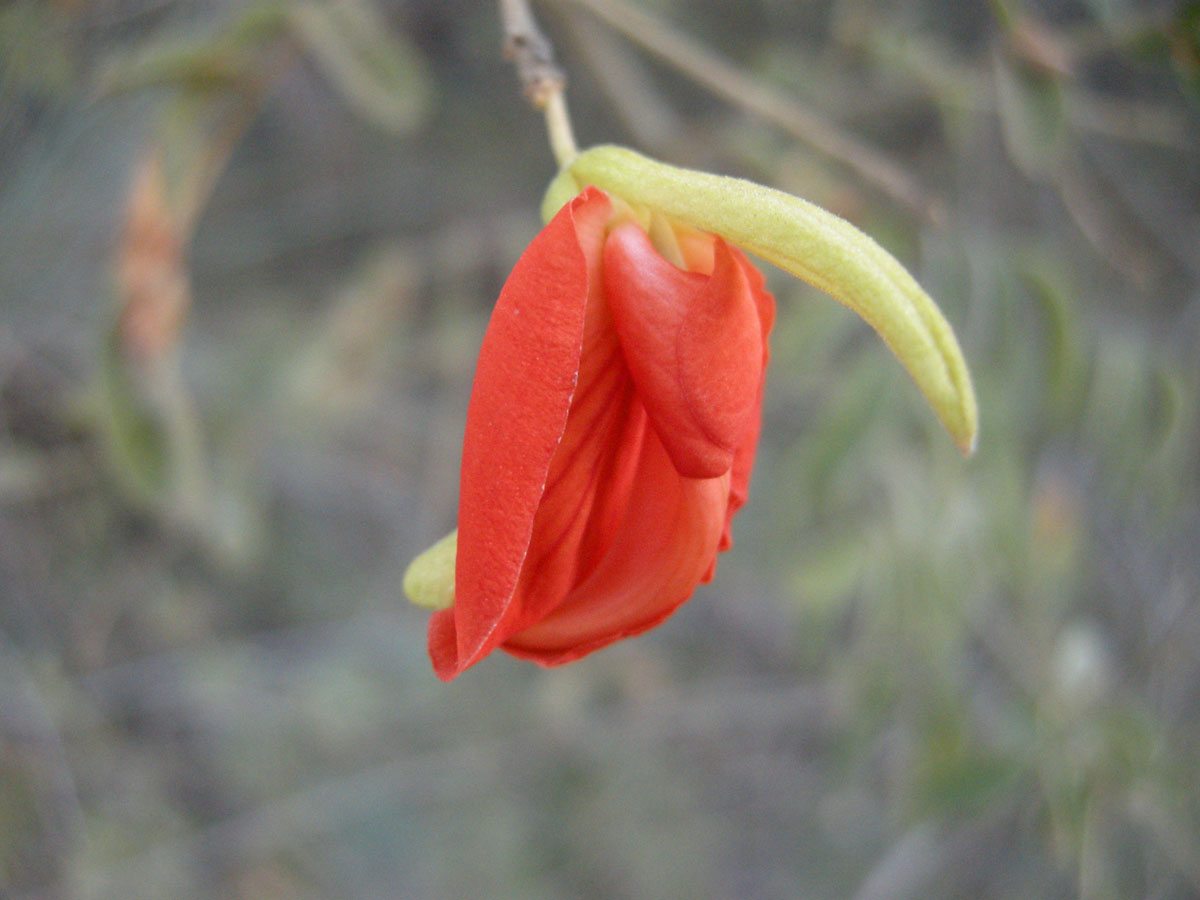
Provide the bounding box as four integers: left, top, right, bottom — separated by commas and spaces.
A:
501, 1, 566, 107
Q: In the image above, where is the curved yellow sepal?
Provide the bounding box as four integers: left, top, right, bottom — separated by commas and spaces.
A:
561, 145, 979, 455
540, 168, 582, 223
403, 529, 457, 610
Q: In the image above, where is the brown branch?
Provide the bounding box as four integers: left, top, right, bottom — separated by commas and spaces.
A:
498, 0, 578, 164
498, 0, 566, 107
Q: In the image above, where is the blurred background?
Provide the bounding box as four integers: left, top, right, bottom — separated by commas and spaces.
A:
2, 0, 1199, 897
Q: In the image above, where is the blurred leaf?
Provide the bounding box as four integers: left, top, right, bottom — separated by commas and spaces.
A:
791, 527, 873, 614
98, 2, 292, 94
1080, 331, 1170, 488
1129, 0, 1200, 100
1172, 1, 1200, 98
0, 2, 77, 100
114, 151, 191, 362
100, 35, 255, 94
96, 330, 172, 505
993, 48, 1068, 177
1126, 785, 1200, 893
912, 709, 1018, 817
94, 150, 209, 525
286, 247, 417, 415
804, 354, 891, 501
1141, 362, 1200, 519
1019, 254, 1086, 415
290, 0, 432, 134
95, 152, 170, 495
95, 150, 186, 505
99, 3, 301, 233
0, 446, 53, 502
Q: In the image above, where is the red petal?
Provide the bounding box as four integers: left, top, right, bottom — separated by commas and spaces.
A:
721, 248, 776, 549
604, 223, 764, 479
429, 188, 612, 681
502, 426, 731, 665
505, 285, 648, 633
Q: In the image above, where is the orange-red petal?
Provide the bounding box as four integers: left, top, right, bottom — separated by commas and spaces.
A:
429, 190, 775, 679
503, 426, 732, 664
721, 246, 775, 549
505, 281, 648, 634
604, 223, 764, 480
429, 188, 612, 680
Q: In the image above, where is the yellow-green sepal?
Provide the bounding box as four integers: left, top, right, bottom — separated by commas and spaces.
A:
566, 145, 979, 455
403, 529, 457, 610
540, 167, 583, 223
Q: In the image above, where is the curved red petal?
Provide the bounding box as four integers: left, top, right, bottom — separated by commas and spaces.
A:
501, 426, 731, 665
430, 187, 612, 681
604, 224, 764, 479
721, 248, 776, 549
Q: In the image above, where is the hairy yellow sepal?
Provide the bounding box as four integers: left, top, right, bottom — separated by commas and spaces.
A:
560, 145, 979, 455
403, 529, 457, 610
540, 168, 582, 223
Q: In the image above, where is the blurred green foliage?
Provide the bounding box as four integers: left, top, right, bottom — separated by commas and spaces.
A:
1, 1, 1198, 899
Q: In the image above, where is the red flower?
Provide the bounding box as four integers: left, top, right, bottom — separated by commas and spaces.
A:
407, 146, 979, 681
427, 187, 774, 680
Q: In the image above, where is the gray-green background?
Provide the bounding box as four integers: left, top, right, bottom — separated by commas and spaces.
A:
2, 1, 1198, 897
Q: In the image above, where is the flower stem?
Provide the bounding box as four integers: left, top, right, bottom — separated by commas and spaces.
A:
498, 0, 578, 166
543, 89, 578, 167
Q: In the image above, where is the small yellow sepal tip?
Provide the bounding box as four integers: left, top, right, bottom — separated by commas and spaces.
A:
539, 168, 583, 223
403, 529, 457, 611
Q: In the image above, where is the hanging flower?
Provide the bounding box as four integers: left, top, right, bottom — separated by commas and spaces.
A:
406, 147, 978, 681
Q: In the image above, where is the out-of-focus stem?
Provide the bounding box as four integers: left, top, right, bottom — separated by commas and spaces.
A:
498, 0, 578, 166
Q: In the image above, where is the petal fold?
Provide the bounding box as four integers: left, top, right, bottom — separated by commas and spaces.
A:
604, 223, 763, 479
503, 429, 731, 665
